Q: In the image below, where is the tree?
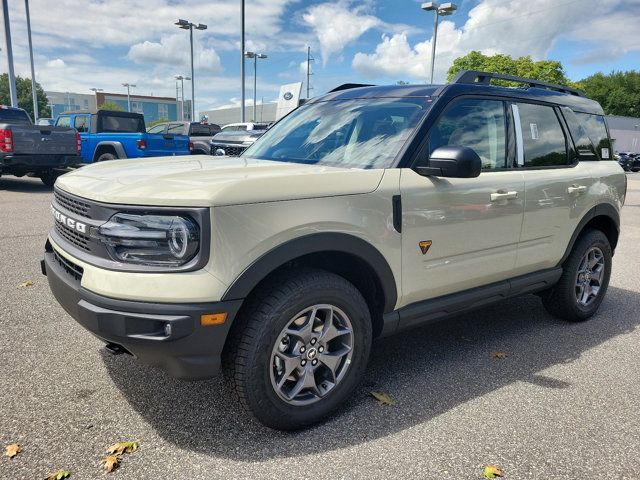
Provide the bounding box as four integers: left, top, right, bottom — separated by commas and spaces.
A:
0, 73, 51, 119
447, 51, 571, 86
574, 71, 640, 117
98, 101, 125, 112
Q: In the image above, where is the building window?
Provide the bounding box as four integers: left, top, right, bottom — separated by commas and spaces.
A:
158, 104, 168, 120
131, 101, 144, 114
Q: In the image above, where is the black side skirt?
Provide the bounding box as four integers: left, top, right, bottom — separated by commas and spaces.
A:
381, 267, 562, 336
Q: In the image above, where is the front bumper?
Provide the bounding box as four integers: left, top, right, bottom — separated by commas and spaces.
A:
43, 244, 243, 380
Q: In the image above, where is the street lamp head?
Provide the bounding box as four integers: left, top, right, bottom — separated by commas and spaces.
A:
184, 76, 191, 81
195, 23, 207, 30
438, 2, 457, 15
175, 19, 189, 26
421, 2, 439, 11
256, 53, 268, 59
244, 51, 256, 58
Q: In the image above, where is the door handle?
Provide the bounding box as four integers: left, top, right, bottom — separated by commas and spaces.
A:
490, 191, 518, 202
567, 185, 587, 195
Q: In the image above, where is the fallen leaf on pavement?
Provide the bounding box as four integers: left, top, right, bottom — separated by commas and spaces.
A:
5, 443, 22, 458
107, 441, 139, 456
45, 470, 71, 480
483, 464, 504, 478
370, 391, 396, 406
101, 455, 120, 473
18, 281, 34, 288
490, 351, 508, 359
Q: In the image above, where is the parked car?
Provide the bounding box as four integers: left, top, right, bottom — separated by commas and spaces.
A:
210, 125, 268, 156
43, 70, 624, 430
147, 121, 221, 155
220, 122, 270, 132
0, 106, 80, 186
36, 118, 55, 126
56, 110, 190, 163
616, 152, 640, 172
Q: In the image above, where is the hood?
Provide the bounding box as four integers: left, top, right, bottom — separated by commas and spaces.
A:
56, 155, 385, 207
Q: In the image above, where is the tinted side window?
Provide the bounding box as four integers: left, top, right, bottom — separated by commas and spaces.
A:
190, 124, 211, 136
575, 113, 612, 160
560, 107, 595, 158
167, 123, 185, 134
427, 98, 507, 170
74, 115, 88, 133
56, 116, 71, 128
517, 103, 567, 167
98, 115, 145, 133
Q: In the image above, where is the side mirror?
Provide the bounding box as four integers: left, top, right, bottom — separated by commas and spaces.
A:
415, 146, 482, 178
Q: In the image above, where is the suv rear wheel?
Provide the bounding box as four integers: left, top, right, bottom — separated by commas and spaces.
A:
223, 269, 372, 430
542, 229, 612, 322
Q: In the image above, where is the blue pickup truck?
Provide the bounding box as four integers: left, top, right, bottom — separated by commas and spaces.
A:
55, 110, 191, 163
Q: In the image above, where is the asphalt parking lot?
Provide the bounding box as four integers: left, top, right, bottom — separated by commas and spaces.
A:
1, 174, 639, 480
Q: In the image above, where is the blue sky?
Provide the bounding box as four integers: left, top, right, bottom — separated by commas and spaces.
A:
1, 0, 639, 114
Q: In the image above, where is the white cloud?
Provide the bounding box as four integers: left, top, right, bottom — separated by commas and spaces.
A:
353, 0, 635, 82
302, 1, 382, 65
46, 58, 66, 68
128, 34, 222, 73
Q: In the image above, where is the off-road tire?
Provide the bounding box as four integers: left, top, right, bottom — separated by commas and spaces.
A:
223, 268, 372, 430
39, 171, 59, 187
542, 229, 612, 322
97, 152, 117, 162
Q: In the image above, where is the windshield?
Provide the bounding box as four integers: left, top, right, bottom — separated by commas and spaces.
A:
244, 98, 430, 169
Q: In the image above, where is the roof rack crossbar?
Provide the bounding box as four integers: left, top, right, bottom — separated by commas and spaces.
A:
451, 70, 584, 97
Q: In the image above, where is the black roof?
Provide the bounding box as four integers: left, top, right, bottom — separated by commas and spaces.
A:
317, 71, 604, 115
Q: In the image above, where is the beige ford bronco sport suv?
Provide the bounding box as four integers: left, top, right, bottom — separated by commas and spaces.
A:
43, 71, 625, 430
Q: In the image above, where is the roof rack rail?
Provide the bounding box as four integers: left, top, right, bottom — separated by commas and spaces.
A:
451, 70, 584, 97
328, 83, 375, 93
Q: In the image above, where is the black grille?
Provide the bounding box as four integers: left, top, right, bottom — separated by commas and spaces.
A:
54, 190, 92, 218
211, 144, 246, 156
55, 222, 91, 251
52, 249, 84, 281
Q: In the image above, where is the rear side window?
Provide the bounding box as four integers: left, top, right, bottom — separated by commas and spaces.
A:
575, 113, 612, 160
167, 123, 184, 134
98, 114, 145, 133
56, 116, 71, 128
147, 124, 166, 134
190, 123, 211, 136
427, 98, 507, 170
517, 103, 568, 167
74, 115, 89, 133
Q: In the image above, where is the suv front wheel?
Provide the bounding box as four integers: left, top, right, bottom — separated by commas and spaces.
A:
542, 229, 612, 322
223, 269, 372, 430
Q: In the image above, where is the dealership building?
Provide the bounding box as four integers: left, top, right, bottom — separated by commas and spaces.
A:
607, 115, 640, 153
45, 91, 191, 123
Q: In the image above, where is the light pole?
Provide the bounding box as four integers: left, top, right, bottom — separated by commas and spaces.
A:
421, 2, 457, 84
175, 19, 207, 121
244, 52, 267, 122
306, 46, 314, 99
25, 0, 39, 120
2, 0, 18, 107
175, 75, 191, 121
122, 83, 136, 112
240, 0, 245, 122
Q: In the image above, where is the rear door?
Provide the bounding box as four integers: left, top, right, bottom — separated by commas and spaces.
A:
512, 102, 595, 274
400, 97, 525, 306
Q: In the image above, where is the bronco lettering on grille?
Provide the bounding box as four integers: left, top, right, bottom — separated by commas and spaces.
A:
51, 205, 87, 234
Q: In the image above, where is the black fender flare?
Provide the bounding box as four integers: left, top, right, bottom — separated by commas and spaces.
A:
558, 203, 620, 265
94, 141, 127, 160
221, 232, 398, 313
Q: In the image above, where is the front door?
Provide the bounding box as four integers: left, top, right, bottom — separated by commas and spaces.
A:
399, 97, 524, 307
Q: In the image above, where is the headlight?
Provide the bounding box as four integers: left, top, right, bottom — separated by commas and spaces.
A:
96, 213, 200, 266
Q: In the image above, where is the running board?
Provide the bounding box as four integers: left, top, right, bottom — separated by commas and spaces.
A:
381, 268, 562, 335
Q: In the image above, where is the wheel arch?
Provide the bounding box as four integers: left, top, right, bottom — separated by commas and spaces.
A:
221, 233, 398, 337
93, 141, 126, 161
559, 203, 620, 265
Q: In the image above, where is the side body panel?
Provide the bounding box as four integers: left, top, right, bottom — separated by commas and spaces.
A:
211, 169, 402, 306
514, 162, 596, 274
399, 168, 525, 307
